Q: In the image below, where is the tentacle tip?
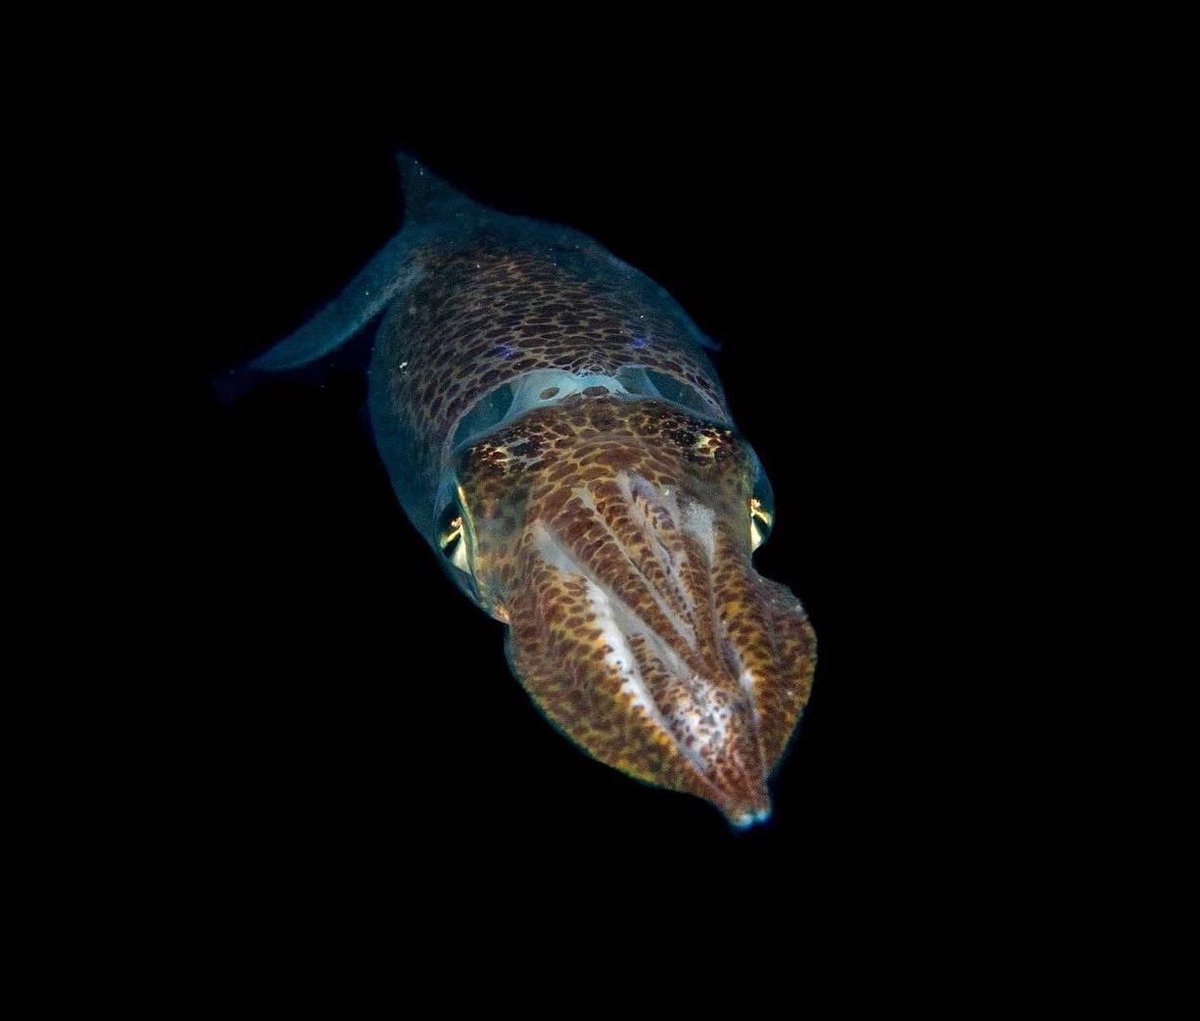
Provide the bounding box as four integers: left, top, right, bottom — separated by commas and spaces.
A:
726, 803, 773, 830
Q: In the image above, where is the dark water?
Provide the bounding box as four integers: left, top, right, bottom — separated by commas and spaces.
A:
182, 120, 972, 916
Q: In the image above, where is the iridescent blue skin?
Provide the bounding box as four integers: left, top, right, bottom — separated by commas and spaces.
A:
243, 156, 816, 825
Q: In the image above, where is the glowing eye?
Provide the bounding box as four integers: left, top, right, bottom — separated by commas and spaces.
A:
749, 464, 776, 553
749, 497, 775, 551
438, 505, 472, 574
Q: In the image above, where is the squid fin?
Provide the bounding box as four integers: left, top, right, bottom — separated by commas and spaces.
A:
217, 153, 468, 403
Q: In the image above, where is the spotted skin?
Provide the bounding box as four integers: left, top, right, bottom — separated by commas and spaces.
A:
365, 213, 735, 543
249, 158, 816, 826
455, 395, 815, 823
376, 235, 729, 470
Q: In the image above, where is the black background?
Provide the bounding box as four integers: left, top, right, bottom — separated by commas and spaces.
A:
177, 102, 981, 916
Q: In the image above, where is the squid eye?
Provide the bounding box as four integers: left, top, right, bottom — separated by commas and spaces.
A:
749, 472, 775, 552
438, 503, 472, 574
749, 497, 774, 551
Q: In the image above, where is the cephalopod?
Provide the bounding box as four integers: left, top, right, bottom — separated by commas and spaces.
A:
242, 157, 816, 826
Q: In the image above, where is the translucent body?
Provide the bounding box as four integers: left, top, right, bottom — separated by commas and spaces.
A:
361, 177, 732, 578
254, 159, 732, 563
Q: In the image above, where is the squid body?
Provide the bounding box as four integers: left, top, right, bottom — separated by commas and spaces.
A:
247, 157, 816, 826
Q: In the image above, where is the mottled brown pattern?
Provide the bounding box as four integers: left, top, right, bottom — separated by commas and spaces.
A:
454, 395, 816, 824
372, 230, 729, 498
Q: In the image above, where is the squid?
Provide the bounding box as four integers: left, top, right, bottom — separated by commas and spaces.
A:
243, 156, 816, 827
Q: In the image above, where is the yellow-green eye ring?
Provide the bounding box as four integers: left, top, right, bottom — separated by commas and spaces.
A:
749, 496, 774, 551
439, 506, 471, 574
